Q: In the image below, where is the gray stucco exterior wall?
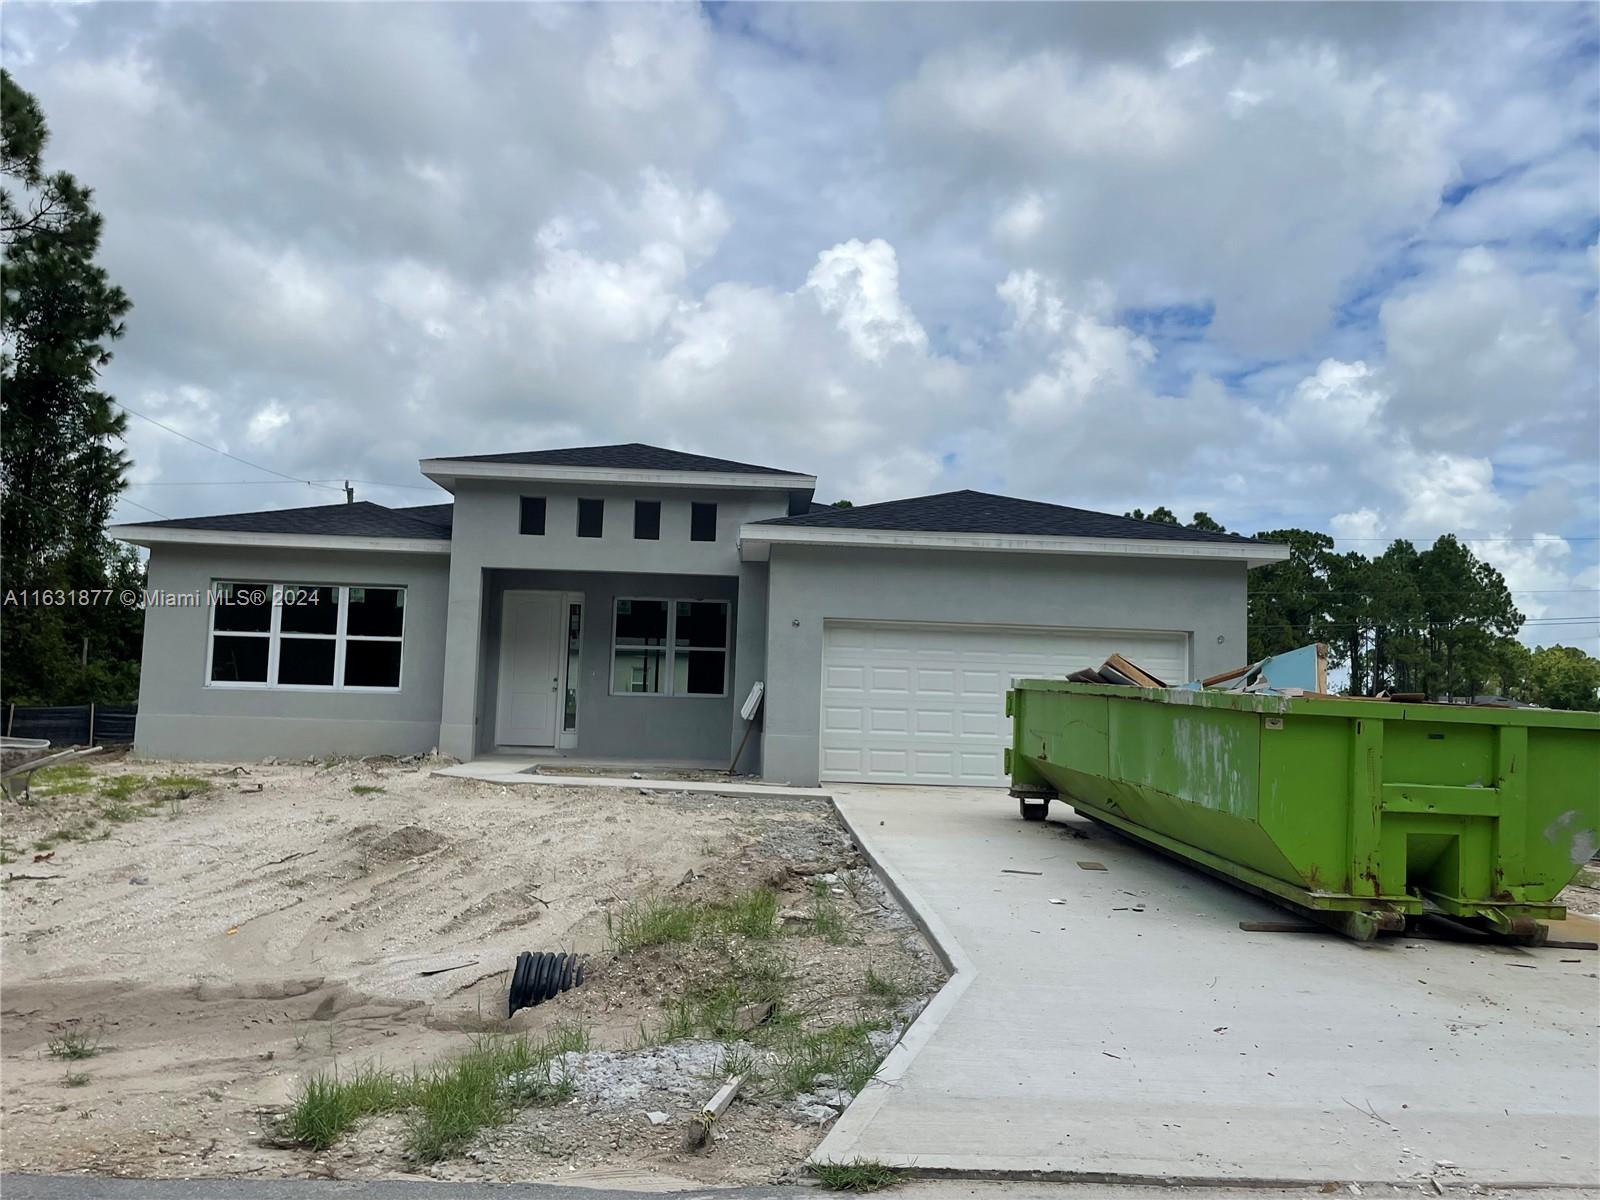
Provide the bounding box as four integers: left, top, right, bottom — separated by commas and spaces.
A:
729, 562, 769, 773
133, 546, 450, 760
475, 569, 740, 763
759, 545, 1249, 786
438, 481, 786, 759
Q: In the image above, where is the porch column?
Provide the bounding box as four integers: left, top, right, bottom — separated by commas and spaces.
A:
729, 562, 769, 772
438, 562, 483, 759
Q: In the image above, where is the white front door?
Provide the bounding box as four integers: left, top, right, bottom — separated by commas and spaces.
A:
819, 621, 1191, 786
496, 591, 564, 747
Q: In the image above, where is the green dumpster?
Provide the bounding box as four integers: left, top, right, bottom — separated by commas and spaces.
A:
1005, 681, 1600, 941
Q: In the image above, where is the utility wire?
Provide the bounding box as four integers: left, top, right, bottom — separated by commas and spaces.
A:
115, 494, 171, 521
313, 478, 441, 492
6, 488, 169, 521
1323, 535, 1599, 542
113, 401, 344, 495
126, 480, 339, 488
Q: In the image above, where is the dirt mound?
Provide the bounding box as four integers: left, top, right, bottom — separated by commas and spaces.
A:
353, 822, 449, 864
0, 760, 943, 1186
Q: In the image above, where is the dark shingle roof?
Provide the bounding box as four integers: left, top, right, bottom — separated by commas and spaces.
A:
436, 442, 806, 477
124, 501, 452, 540
395, 502, 454, 534
754, 490, 1265, 545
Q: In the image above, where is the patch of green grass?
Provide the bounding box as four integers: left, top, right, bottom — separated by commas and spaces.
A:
282, 1065, 413, 1150
634, 943, 795, 1047
30, 840, 55, 853
607, 897, 700, 952
31, 764, 93, 796
810, 1159, 903, 1192
863, 966, 907, 1005
62, 1071, 91, 1088
281, 1024, 590, 1158
350, 784, 386, 796
712, 1042, 761, 1086
47, 1031, 102, 1061
808, 881, 853, 945
150, 774, 211, 791
710, 887, 780, 941
606, 886, 780, 953
97, 775, 145, 802
97, 802, 141, 823
45, 819, 100, 844
407, 1024, 589, 1162
765, 1014, 888, 1098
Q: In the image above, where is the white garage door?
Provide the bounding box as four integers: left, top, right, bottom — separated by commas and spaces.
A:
820, 621, 1189, 786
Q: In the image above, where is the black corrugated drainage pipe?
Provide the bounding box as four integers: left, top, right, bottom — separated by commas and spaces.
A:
508, 951, 584, 1017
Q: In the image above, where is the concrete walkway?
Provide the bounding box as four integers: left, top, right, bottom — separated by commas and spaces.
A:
818, 788, 1600, 1187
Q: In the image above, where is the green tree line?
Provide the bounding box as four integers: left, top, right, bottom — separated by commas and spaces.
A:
2, 69, 143, 706
1126, 507, 1599, 711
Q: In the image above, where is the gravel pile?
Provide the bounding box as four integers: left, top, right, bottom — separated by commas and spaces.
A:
545, 1041, 728, 1106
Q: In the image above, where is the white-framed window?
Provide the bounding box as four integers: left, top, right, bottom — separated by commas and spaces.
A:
207, 581, 405, 691
611, 597, 728, 697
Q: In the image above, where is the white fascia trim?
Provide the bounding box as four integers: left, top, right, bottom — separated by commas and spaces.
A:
111, 525, 451, 555
420, 459, 816, 493
737, 524, 1291, 568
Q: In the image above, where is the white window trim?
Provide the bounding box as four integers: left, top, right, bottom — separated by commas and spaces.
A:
206, 582, 405, 692
609, 597, 729, 699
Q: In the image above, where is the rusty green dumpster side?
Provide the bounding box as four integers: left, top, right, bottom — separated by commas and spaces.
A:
1006, 681, 1600, 939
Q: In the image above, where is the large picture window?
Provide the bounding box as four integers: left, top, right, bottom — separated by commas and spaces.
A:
208, 582, 405, 690
611, 598, 727, 696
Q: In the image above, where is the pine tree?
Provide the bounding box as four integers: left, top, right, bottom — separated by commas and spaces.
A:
2, 69, 141, 704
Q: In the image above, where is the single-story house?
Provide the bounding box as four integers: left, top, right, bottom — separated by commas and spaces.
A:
113, 443, 1288, 786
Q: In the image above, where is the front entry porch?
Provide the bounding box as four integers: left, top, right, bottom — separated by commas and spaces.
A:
473, 568, 748, 766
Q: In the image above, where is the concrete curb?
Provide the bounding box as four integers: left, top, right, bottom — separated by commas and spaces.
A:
810, 789, 977, 1169
431, 764, 830, 801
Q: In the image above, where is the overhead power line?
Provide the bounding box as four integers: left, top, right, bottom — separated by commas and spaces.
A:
1250, 588, 1600, 597
113, 401, 344, 496
8, 488, 170, 521
312, 478, 442, 492
115, 494, 171, 521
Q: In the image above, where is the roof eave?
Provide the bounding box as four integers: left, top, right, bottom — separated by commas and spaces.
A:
420, 458, 816, 493
737, 524, 1290, 568
111, 525, 452, 556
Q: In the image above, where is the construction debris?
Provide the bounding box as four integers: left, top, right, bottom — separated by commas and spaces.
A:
1072, 640, 1540, 707
683, 1072, 746, 1150
1191, 643, 1327, 695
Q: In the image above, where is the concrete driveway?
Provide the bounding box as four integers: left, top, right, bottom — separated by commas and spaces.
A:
817, 788, 1599, 1186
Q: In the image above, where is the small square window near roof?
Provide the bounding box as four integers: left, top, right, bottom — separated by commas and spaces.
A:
577, 498, 604, 538
690, 502, 717, 542
634, 499, 661, 540
519, 496, 545, 536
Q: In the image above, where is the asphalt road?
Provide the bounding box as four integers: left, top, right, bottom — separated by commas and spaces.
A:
1, 1180, 796, 1200
8, 1178, 1597, 1200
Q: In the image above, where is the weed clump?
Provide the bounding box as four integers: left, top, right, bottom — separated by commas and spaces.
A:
280, 1024, 590, 1159
605, 887, 780, 953
47, 1031, 102, 1061
810, 1158, 902, 1192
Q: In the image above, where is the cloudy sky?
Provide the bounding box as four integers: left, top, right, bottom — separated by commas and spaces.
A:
5, 2, 1597, 647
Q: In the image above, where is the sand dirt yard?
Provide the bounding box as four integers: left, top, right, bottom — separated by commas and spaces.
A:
1, 755, 941, 1185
